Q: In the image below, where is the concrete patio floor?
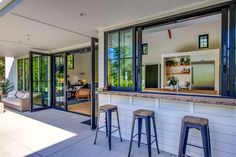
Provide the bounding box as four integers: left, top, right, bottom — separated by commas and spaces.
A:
0, 109, 176, 157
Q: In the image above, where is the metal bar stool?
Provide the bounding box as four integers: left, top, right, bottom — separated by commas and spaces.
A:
128, 109, 160, 157
94, 104, 122, 150
178, 115, 212, 157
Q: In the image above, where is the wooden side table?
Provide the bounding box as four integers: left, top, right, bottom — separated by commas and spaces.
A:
0, 102, 4, 113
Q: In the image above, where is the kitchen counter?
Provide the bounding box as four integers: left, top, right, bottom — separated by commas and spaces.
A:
100, 91, 236, 106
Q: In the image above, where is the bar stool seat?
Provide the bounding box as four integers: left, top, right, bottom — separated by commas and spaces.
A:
94, 104, 122, 150
100, 104, 117, 112
134, 109, 154, 117
183, 116, 208, 126
178, 115, 212, 157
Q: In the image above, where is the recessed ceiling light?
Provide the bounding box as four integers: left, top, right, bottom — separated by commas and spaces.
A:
79, 12, 87, 17
0, 0, 4, 3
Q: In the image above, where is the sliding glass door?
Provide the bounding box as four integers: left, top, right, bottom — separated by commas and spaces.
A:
54, 54, 67, 110
30, 52, 52, 111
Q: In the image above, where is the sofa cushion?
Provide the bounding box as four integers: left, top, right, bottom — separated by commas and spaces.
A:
16, 91, 25, 99
7, 91, 17, 98
2, 97, 21, 106
23, 92, 29, 99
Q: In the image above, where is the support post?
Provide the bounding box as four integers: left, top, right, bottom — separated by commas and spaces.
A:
91, 37, 99, 130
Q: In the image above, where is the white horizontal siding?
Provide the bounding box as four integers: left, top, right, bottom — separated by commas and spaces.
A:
98, 94, 236, 157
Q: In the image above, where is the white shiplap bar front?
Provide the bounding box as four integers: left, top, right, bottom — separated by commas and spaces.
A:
98, 93, 236, 157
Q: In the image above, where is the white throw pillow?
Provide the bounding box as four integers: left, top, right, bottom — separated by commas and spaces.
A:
7, 91, 17, 98
15, 91, 25, 99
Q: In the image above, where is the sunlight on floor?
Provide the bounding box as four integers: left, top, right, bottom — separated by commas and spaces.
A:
0, 110, 76, 157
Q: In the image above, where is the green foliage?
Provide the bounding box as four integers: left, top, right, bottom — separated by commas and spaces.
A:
17, 59, 24, 90
0, 79, 14, 96
0, 57, 5, 80
107, 29, 133, 88
67, 54, 74, 69
24, 58, 29, 91
18, 56, 50, 92
33, 57, 39, 92
167, 76, 178, 86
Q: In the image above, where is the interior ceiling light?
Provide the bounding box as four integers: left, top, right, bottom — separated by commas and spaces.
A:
26, 34, 31, 41
0, 0, 22, 17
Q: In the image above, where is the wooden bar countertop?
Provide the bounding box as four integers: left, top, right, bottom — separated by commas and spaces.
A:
99, 91, 236, 107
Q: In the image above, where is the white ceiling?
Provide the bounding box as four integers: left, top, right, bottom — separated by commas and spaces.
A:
143, 14, 221, 34
0, 0, 231, 57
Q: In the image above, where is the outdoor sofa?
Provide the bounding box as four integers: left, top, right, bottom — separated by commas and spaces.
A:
1, 91, 30, 112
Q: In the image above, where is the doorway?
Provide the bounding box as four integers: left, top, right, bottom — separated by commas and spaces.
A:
66, 48, 93, 116
29, 38, 98, 130
30, 52, 52, 111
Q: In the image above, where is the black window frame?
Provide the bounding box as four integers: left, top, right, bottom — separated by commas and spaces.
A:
104, 27, 136, 92
104, 1, 236, 98
199, 34, 209, 49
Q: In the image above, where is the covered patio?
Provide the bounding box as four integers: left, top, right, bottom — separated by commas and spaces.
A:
0, 109, 173, 157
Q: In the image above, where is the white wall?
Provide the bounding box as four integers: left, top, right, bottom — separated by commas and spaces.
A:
99, 94, 236, 157
142, 20, 221, 65
7, 58, 17, 90
98, 30, 105, 88
67, 52, 98, 84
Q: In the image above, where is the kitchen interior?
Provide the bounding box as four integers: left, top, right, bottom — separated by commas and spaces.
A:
142, 13, 221, 95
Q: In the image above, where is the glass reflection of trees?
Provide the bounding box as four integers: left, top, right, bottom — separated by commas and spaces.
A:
108, 29, 133, 88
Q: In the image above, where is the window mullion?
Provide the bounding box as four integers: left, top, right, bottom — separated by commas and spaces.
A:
118, 31, 121, 87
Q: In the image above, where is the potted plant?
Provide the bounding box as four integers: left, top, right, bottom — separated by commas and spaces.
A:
0, 79, 14, 98
167, 76, 178, 90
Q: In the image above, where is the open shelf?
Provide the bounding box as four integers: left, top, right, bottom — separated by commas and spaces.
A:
166, 65, 190, 68
167, 72, 190, 75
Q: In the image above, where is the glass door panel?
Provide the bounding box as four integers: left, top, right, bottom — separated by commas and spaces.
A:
24, 58, 29, 91
54, 54, 67, 110
30, 53, 52, 111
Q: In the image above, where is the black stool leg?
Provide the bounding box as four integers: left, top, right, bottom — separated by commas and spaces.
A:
116, 109, 123, 142
152, 116, 160, 154
207, 127, 212, 157
145, 116, 152, 157
94, 111, 100, 145
138, 117, 143, 148
178, 124, 189, 157
128, 117, 136, 157
105, 112, 108, 137
107, 110, 112, 150
201, 126, 212, 157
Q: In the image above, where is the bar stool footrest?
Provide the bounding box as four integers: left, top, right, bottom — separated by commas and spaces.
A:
130, 133, 157, 146
187, 143, 203, 149
97, 125, 120, 135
